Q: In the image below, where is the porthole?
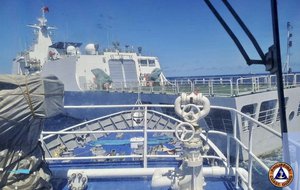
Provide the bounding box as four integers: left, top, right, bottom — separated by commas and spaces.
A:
289, 111, 295, 121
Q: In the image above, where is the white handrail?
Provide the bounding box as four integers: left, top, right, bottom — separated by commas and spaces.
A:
42, 103, 288, 189
61, 104, 281, 137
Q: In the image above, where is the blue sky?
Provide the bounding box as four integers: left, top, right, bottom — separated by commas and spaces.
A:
0, 0, 299, 77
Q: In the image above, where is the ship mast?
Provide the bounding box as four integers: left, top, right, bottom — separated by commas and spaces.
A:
283, 22, 293, 73
25, 6, 56, 70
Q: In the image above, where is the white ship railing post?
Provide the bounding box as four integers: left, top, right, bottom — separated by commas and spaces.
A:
233, 113, 240, 189
236, 78, 240, 95
248, 124, 253, 189
226, 135, 231, 167
40, 133, 44, 151
208, 80, 212, 96
284, 74, 287, 87
143, 106, 148, 168
230, 79, 233, 96
268, 75, 272, 90
255, 77, 258, 92
211, 80, 214, 95
191, 80, 194, 92
251, 77, 255, 93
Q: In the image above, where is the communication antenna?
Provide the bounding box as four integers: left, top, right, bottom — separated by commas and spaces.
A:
138, 47, 142, 55
112, 41, 120, 51
125, 45, 129, 52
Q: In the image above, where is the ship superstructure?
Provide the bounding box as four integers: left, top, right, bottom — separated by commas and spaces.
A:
12, 8, 167, 91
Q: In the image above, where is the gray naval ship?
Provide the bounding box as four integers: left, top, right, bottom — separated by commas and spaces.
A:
11, 6, 300, 161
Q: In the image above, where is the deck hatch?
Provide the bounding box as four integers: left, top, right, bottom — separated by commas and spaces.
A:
123, 60, 138, 86
108, 60, 123, 88
109, 59, 138, 88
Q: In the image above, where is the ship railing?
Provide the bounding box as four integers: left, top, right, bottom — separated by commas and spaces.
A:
40, 104, 286, 189
170, 79, 194, 94
106, 81, 179, 94
269, 73, 299, 89
235, 73, 300, 95
295, 73, 300, 86
241, 113, 256, 132
283, 73, 300, 87
236, 76, 272, 95
257, 107, 278, 125
85, 73, 300, 97
41, 106, 186, 168
208, 105, 281, 189
109, 81, 141, 92
106, 79, 234, 96
194, 79, 233, 97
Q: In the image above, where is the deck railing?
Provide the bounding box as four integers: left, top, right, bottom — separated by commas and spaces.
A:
40, 104, 290, 189
84, 73, 300, 97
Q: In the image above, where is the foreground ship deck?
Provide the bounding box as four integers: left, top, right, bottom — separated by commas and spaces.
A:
41, 103, 281, 190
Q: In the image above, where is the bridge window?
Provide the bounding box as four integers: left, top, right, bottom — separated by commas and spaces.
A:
139, 59, 148, 66
258, 99, 277, 125
204, 109, 233, 133
149, 60, 155, 66
241, 104, 257, 132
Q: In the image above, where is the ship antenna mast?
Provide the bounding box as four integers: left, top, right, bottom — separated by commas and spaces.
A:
283, 22, 293, 73
41, 6, 49, 26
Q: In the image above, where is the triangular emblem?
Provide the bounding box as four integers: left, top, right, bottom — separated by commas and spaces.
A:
274, 167, 288, 180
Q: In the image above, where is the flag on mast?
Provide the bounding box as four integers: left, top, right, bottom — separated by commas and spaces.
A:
42, 6, 49, 13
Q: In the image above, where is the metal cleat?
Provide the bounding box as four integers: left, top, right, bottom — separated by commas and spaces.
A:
67, 173, 88, 190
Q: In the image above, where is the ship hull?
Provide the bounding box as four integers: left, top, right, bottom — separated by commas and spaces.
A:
63, 91, 178, 120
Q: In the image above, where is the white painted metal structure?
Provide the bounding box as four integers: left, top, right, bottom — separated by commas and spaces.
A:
40, 102, 288, 189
